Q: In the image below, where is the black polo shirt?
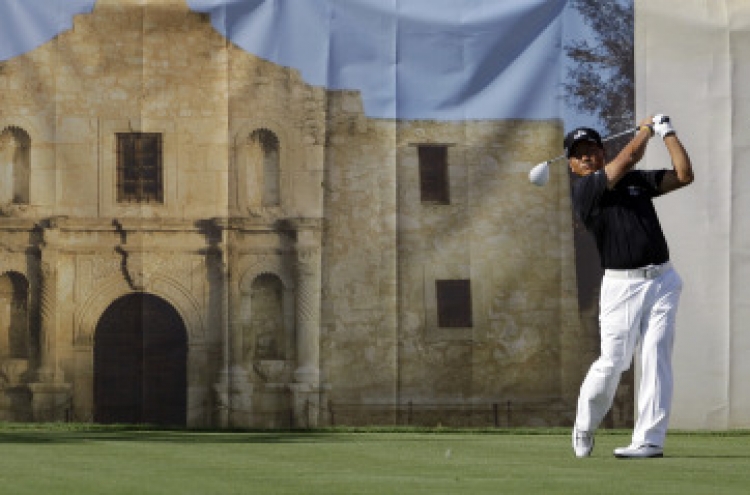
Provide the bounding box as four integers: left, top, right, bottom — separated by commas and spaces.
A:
571, 169, 670, 270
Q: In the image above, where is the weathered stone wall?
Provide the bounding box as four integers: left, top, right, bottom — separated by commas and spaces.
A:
321, 91, 586, 426
321, 95, 400, 418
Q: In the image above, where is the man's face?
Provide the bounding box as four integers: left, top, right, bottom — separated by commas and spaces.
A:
568, 140, 605, 177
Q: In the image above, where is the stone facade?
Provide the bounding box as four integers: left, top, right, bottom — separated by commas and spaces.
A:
0, 0, 601, 428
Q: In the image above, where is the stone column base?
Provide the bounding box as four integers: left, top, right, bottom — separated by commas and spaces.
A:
29, 382, 72, 422
213, 371, 231, 428
214, 367, 254, 429
289, 382, 330, 428
293, 365, 320, 385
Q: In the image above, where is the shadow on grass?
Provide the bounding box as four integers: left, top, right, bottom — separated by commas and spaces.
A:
0, 424, 508, 445
3, 424, 750, 447
0, 424, 357, 445
0, 431, 353, 445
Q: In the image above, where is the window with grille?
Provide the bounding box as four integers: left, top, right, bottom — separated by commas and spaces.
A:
418, 145, 449, 204
116, 133, 163, 203
436, 279, 472, 328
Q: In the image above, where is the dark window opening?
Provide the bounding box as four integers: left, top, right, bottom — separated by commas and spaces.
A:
418, 145, 449, 204
436, 279, 472, 328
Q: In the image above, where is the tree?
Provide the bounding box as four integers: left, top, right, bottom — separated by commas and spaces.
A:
564, 0, 634, 135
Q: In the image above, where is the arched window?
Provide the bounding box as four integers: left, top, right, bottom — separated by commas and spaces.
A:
0, 126, 31, 204
248, 129, 281, 207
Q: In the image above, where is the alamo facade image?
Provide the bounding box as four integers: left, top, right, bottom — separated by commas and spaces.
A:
0, 0, 617, 428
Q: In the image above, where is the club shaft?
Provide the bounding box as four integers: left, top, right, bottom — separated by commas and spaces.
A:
602, 126, 639, 142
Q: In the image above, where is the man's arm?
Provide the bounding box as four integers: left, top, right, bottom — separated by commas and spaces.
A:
604, 116, 654, 189
658, 134, 694, 193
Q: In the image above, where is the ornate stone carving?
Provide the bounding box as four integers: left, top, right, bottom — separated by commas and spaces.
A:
253, 360, 286, 382
37, 248, 60, 383
296, 247, 320, 278
91, 257, 121, 283
293, 243, 322, 386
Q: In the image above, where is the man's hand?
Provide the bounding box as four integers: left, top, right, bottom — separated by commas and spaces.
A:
652, 114, 676, 139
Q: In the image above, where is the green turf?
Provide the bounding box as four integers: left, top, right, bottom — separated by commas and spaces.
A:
1, 425, 749, 494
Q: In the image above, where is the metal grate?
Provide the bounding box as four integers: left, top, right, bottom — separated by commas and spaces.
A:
116, 133, 163, 203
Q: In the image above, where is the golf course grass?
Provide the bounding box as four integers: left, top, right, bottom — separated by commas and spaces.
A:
1, 424, 749, 494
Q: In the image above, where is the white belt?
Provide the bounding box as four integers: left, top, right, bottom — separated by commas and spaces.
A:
604, 262, 671, 280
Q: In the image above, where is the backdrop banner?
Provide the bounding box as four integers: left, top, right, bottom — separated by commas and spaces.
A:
636, 0, 750, 429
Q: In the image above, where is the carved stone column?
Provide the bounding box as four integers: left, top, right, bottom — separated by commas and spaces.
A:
294, 246, 322, 385
37, 226, 61, 383
289, 218, 324, 427
30, 220, 71, 421
208, 218, 254, 428
292, 221, 323, 385
205, 219, 229, 427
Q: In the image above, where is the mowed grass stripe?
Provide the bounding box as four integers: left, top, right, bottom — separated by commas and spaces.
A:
1, 426, 749, 494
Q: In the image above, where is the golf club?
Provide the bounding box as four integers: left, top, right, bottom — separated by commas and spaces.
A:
529, 126, 642, 186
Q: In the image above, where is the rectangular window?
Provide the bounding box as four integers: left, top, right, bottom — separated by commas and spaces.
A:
418, 145, 449, 204
436, 279, 472, 328
116, 133, 163, 203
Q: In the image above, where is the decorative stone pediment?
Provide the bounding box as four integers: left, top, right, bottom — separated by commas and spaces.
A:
74, 263, 206, 346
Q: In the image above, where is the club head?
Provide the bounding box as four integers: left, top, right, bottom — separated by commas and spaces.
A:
529, 161, 550, 186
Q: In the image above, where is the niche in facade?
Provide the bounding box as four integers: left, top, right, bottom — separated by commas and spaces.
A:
0, 272, 34, 388
247, 128, 281, 208
243, 273, 285, 362
0, 126, 31, 205
0, 272, 30, 361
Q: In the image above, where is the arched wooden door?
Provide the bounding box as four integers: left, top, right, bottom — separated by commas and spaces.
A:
94, 294, 187, 426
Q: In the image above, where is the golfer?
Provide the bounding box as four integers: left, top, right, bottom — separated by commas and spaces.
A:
567, 115, 694, 458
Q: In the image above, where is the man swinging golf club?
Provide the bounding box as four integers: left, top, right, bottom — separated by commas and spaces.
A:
568, 115, 694, 459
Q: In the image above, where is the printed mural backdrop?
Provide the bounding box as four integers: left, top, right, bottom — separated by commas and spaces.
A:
0, 0, 744, 430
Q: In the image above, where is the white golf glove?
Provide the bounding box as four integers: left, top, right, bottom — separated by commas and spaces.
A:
652, 114, 676, 138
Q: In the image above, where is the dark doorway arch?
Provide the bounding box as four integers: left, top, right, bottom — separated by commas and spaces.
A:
94, 293, 187, 426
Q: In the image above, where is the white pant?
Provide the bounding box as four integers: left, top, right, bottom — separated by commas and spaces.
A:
575, 264, 683, 447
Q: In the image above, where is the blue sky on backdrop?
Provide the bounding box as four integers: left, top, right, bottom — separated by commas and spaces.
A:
0, 0, 596, 127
